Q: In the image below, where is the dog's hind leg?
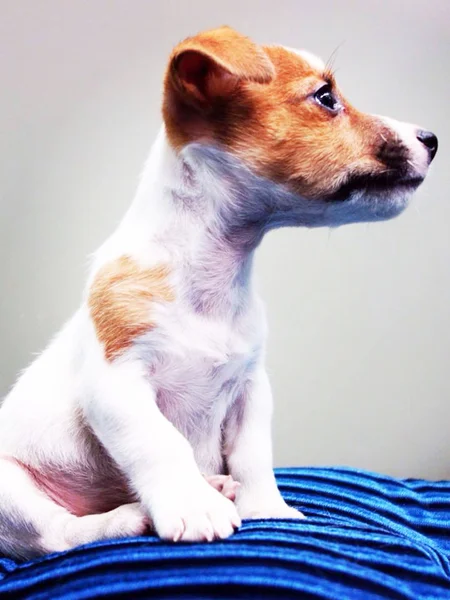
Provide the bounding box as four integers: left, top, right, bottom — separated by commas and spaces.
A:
0, 457, 149, 560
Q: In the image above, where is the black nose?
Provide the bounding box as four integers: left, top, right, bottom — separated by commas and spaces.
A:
416, 130, 438, 162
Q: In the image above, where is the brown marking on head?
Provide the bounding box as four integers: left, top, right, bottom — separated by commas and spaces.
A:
163, 27, 404, 200
89, 256, 174, 361
163, 26, 275, 150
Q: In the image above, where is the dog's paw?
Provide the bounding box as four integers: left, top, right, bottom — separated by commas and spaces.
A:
238, 500, 305, 521
151, 479, 241, 542
59, 502, 150, 553
105, 502, 150, 537
204, 474, 240, 502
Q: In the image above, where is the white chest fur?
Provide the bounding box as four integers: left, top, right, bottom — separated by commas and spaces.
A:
136, 297, 265, 473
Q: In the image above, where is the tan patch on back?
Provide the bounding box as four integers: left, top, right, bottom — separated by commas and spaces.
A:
89, 256, 174, 362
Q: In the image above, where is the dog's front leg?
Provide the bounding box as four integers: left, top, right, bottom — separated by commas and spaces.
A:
83, 359, 241, 542
226, 366, 305, 520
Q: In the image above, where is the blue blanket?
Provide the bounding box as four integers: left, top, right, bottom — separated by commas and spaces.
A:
1, 467, 450, 599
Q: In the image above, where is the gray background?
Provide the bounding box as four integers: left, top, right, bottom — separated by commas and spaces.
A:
1, 0, 448, 478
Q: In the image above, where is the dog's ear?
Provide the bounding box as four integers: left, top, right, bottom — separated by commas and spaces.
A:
166, 26, 275, 107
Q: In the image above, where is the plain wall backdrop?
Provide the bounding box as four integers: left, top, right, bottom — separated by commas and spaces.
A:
1, 0, 449, 478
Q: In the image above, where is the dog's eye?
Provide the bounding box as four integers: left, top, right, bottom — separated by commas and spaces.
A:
314, 84, 341, 113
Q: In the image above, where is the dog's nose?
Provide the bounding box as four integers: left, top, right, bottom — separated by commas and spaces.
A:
416, 130, 438, 162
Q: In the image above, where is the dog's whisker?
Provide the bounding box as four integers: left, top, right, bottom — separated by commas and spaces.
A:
324, 40, 345, 73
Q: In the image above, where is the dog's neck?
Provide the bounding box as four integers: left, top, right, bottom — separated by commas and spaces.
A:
114, 128, 338, 317
120, 128, 269, 317
117, 127, 344, 316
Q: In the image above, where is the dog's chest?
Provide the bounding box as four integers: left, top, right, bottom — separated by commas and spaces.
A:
143, 303, 264, 459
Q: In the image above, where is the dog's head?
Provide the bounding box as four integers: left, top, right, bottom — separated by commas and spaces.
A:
162, 26, 437, 227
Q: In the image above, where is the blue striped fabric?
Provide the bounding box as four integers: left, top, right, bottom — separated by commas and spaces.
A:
1, 467, 450, 599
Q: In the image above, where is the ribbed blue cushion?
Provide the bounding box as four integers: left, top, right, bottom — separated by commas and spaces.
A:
1, 467, 450, 599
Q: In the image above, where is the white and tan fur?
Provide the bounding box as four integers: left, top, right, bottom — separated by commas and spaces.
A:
0, 27, 437, 559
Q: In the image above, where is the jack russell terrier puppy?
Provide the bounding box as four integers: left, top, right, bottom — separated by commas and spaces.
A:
0, 26, 438, 559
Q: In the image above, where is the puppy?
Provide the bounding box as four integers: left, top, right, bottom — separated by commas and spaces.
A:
0, 26, 437, 559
